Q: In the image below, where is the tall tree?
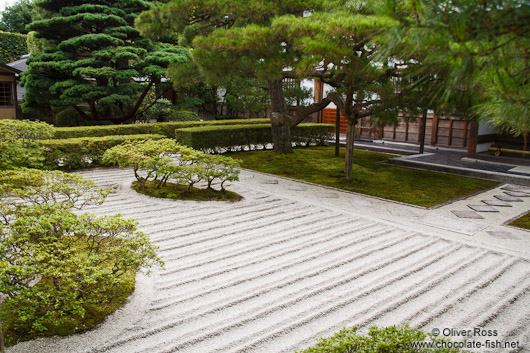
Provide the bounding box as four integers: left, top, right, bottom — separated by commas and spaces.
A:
288, 9, 404, 180
22, 0, 188, 124
137, 0, 338, 153
0, 0, 34, 34
382, 0, 529, 149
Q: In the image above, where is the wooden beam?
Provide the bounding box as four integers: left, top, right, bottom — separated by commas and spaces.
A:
467, 120, 479, 157
430, 112, 438, 146
448, 119, 454, 146
463, 120, 468, 147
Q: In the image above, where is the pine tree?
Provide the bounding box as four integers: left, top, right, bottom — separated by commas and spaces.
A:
22, 0, 188, 123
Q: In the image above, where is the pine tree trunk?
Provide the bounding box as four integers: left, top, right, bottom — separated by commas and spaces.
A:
270, 112, 293, 154
344, 119, 355, 180
268, 79, 293, 154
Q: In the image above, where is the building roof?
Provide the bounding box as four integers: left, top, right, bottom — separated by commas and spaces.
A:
0, 62, 22, 75
6, 54, 29, 72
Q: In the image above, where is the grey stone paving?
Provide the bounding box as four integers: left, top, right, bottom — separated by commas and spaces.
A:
387, 208, 420, 218
239, 174, 254, 179
260, 179, 278, 184
482, 200, 512, 207
468, 204, 500, 212
451, 210, 485, 219
416, 213, 487, 235
499, 193, 525, 200
349, 199, 376, 207
487, 231, 521, 240
504, 191, 530, 197
287, 185, 307, 191
320, 193, 339, 198
501, 185, 530, 193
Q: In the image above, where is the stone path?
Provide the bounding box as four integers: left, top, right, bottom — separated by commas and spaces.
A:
7, 168, 530, 353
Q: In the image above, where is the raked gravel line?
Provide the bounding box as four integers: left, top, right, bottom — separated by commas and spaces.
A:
7, 167, 530, 353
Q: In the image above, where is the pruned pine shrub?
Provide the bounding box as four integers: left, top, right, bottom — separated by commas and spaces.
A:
53, 119, 270, 139
39, 134, 165, 170
175, 123, 335, 153
102, 139, 240, 192
297, 325, 463, 353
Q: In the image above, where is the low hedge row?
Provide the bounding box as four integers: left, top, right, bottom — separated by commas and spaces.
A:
175, 123, 335, 153
39, 134, 165, 170
53, 119, 270, 140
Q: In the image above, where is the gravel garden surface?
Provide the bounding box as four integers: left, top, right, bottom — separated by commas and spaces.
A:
7, 167, 530, 353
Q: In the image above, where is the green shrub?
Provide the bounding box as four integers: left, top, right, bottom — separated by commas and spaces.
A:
0, 119, 55, 170
0, 169, 161, 342
297, 325, 463, 353
165, 110, 200, 122
103, 139, 240, 193
0, 30, 27, 63
26, 31, 43, 55
39, 134, 165, 170
53, 119, 270, 139
55, 107, 84, 127
175, 123, 335, 153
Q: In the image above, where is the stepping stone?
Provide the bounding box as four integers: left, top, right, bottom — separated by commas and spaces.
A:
451, 210, 484, 219
501, 185, 530, 193
486, 231, 521, 240
320, 193, 339, 199
497, 194, 524, 202
467, 204, 499, 212
387, 208, 420, 218
349, 199, 375, 207
260, 179, 278, 184
416, 213, 487, 235
239, 173, 254, 179
482, 200, 512, 207
503, 192, 528, 198
287, 185, 307, 191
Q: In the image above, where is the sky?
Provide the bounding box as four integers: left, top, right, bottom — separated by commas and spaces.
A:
1, 0, 18, 12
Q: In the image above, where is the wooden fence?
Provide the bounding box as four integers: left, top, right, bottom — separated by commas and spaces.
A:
322, 108, 472, 149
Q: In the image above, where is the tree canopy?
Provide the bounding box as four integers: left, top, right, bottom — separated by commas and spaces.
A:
0, 0, 34, 34
21, 0, 189, 124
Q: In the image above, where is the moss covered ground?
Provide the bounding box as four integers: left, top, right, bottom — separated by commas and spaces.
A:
227, 147, 499, 207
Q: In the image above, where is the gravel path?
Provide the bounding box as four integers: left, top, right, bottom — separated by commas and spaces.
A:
7, 168, 530, 353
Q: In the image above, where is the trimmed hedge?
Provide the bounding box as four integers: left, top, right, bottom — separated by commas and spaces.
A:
175, 123, 335, 153
39, 134, 165, 170
0, 30, 27, 63
53, 119, 270, 140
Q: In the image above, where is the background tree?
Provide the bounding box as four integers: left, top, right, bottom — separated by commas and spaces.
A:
0, 0, 34, 33
288, 7, 403, 180
137, 0, 338, 153
22, 0, 188, 124
382, 0, 529, 149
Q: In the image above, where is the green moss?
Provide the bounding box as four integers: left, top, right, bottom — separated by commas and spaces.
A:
227, 147, 498, 207
2, 268, 135, 347
132, 180, 243, 202
509, 212, 530, 230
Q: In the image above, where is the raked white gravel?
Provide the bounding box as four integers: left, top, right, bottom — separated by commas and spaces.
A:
7, 167, 530, 353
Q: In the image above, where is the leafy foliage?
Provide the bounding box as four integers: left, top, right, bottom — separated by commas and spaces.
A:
297, 325, 462, 353
382, 0, 529, 141
102, 138, 241, 192
39, 134, 166, 170
175, 123, 334, 153
21, 0, 188, 123
0, 30, 27, 63
0, 168, 162, 341
0, 168, 109, 213
0, 204, 161, 338
52, 119, 269, 139
0, 119, 54, 170
0, 0, 34, 34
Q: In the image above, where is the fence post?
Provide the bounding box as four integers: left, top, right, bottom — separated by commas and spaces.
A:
335, 108, 340, 157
